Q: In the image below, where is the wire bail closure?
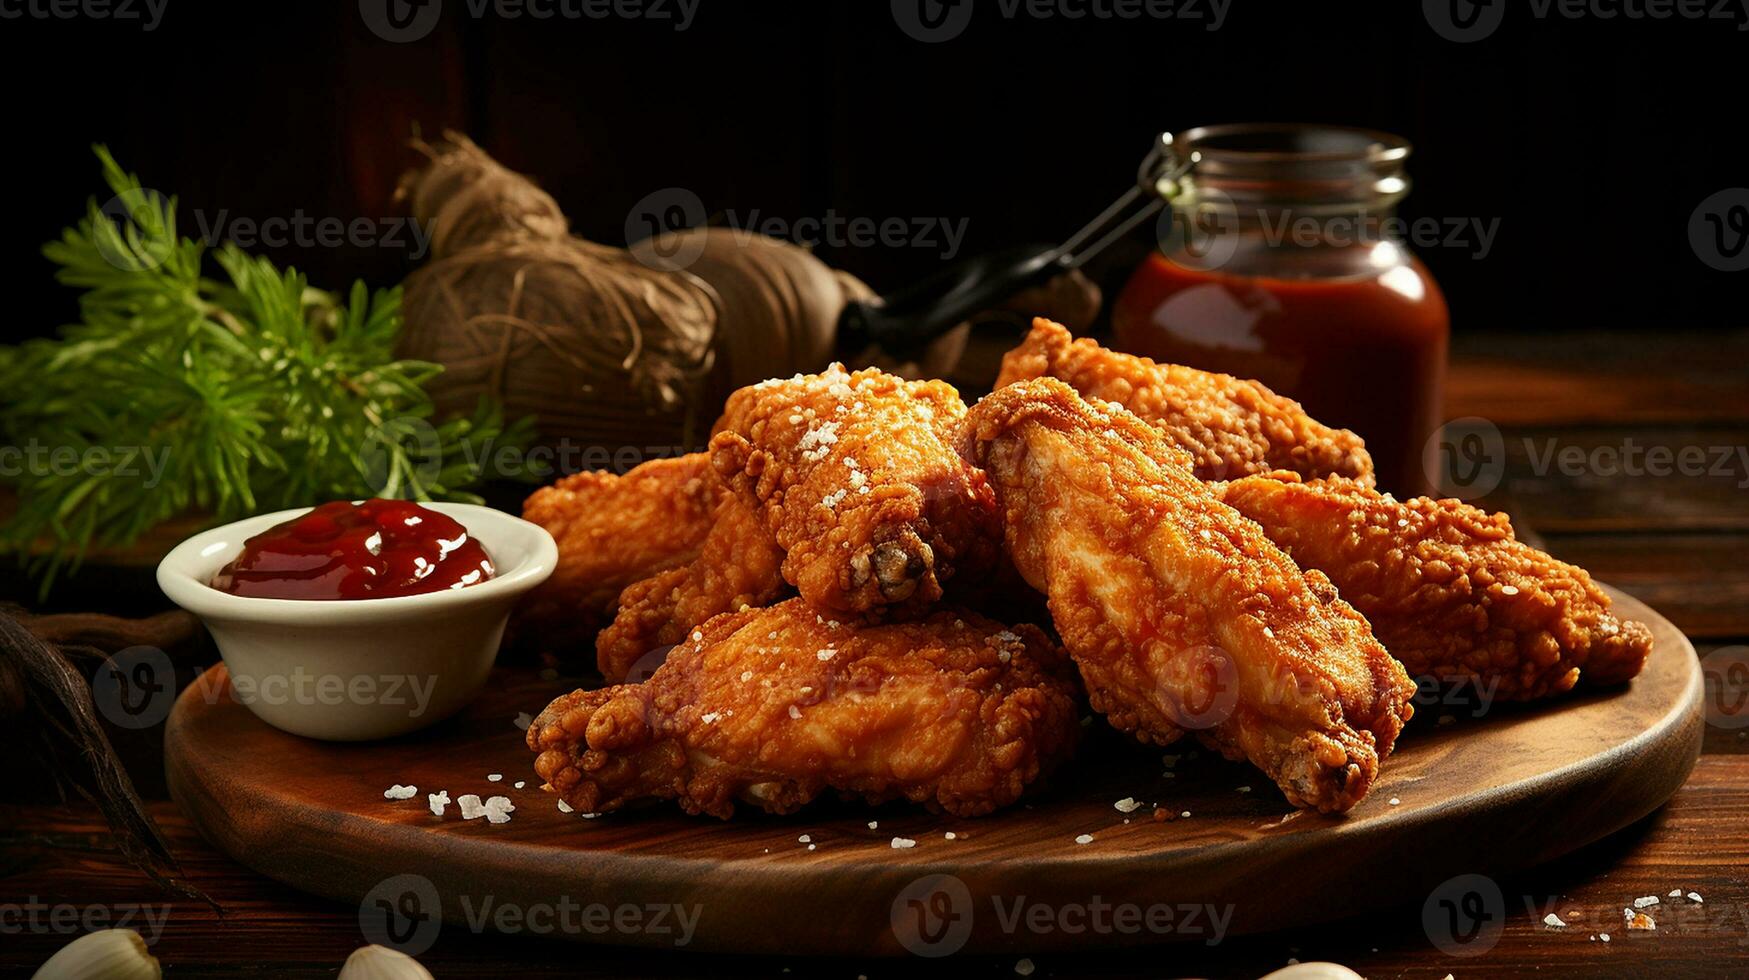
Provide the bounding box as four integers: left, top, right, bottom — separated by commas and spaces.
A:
1051, 132, 1194, 270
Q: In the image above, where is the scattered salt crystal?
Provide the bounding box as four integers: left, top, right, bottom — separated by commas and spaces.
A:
700, 712, 720, 724
1544, 913, 1567, 927
807, 844, 816, 851
1632, 895, 1659, 909
1181, 811, 1191, 818
1688, 892, 1704, 903
690, 630, 703, 642
1600, 933, 1610, 942
459, 794, 487, 820
1015, 959, 1035, 977
945, 832, 956, 840
1236, 786, 1252, 793
1074, 834, 1094, 845
740, 671, 754, 682
798, 834, 811, 843
513, 712, 533, 731
891, 837, 917, 849
1670, 889, 1684, 898
487, 774, 502, 782
384, 784, 417, 801
1114, 797, 1142, 814
483, 796, 515, 824
1501, 585, 1520, 596
514, 781, 526, 789
867, 821, 879, 830
427, 791, 450, 817
557, 799, 574, 813
817, 648, 836, 661
789, 705, 802, 719
1389, 797, 1401, 806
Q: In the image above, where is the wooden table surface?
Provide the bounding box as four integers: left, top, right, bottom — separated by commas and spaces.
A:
4, 329, 1748, 979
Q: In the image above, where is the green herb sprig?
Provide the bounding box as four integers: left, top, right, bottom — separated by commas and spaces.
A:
0, 146, 533, 589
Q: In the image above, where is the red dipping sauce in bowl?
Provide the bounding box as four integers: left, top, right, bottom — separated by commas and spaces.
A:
210, 499, 494, 600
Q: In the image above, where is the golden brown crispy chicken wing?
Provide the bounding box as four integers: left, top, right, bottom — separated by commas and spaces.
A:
593, 491, 789, 683
1218, 474, 1653, 700
528, 599, 1080, 818
709, 365, 1004, 615
516, 454, 722, 653
963, 378, 1414, 813
997, 319, 1375, 485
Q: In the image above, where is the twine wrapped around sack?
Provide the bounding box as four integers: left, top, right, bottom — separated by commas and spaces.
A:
395, 134, 877, 457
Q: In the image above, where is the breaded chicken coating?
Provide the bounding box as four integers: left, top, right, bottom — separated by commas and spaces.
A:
594, 491, 789, 683
709, 365, 1004, 615
964, 378, 1414, 813
528, 600, 1080, 818
996, 319, 1375, 485
516, 453, 720, 654
1218, 474, 1653, 700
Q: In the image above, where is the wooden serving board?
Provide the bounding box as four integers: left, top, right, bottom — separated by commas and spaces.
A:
165, 586, 1702, 957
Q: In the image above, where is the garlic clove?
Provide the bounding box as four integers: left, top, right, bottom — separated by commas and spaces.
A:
337, 945, 435, 980
32, 929, 160, 980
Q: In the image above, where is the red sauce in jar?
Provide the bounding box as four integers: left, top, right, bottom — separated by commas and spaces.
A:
211, 499, 494, 600
1112, 249, 1450, 496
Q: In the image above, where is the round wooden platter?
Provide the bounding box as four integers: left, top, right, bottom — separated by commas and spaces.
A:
165, 586, 1702, 957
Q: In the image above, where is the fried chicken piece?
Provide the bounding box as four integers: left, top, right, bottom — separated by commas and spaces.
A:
594, 491, 789, 683
528, 600, 1079, 818
963, 379, 1414, 813
996, 319, 1375, 485
709, 365, 1003, 615
516, 454, 720, 654
1218, 474, 1653, 700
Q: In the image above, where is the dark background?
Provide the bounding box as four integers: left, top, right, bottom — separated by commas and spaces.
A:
2, 0, 1744, 344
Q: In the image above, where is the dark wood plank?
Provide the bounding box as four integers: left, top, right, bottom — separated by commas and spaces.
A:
1485, 426, 1749, 534
1447, 330, 1749, 426
5, 755, 1747, 979
1541, 534, 1749, 640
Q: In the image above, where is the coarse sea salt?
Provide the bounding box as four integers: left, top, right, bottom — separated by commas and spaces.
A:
1114, 797, 1142, 814
1074, 834, 1094, 845
428, 791, 450, 817
891, 837, 917, 850
383, 784, 417, 801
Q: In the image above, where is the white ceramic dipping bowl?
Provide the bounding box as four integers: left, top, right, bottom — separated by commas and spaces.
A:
157, 502, 556, 741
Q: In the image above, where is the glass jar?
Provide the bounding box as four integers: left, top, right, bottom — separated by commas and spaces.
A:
1111, 124, 1450, 497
